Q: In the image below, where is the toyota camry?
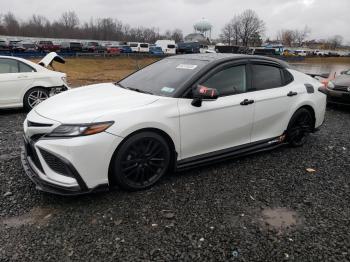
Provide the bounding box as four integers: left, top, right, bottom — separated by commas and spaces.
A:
22, 54, 327, 195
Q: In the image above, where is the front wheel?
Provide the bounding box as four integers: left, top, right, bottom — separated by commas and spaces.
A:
23, 87, 49, 111
110, 132, 171, 191
287, 108, 314, 147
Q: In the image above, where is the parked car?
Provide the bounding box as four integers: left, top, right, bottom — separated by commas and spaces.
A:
118, 45, 133, 53
128, 42, 139, 52
177, 42, 200, 54
21, 42, 37, 52
138, 43, 150, 53
82, 42, 106, 53
155, 40, 176, 54
106, 46, 121, 54
149, 46, 164, 55
9, 40, 22, 51
60, 42, 83, 52
0, 52, 68, 111
0, 40, 9, 51
21, 54, 326, 195
11, 42, 26, 52
321, 69, 350, 105
36, 41, 60, 52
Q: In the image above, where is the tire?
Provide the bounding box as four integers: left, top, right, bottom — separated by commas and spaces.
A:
23, 87, 50, 111
110, 132, 171, 191
286, 108, 314, 147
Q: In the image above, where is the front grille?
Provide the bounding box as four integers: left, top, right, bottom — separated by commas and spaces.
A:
30, 134, 46, 142
25, 141, 44, 173
40, 149, 73, 178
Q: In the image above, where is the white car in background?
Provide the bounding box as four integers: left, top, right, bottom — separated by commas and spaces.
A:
155, 40, 176, 54
0, 52, 68, 111
22, 54, 326, 195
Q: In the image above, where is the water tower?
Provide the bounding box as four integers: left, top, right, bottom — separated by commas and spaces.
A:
193, 18, 212, 39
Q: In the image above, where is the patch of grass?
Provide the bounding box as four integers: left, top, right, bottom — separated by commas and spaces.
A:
36, 56, 160, 87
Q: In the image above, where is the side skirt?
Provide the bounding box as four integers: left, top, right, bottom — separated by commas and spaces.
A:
176, 135, 287, 171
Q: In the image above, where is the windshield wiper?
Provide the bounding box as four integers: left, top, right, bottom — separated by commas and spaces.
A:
125, 87, 153, 95
115, 83, 153, 95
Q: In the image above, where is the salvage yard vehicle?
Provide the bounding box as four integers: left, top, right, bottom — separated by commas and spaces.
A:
82, 42, 106, 53
155, 40, 176, 54
22, 54, 326, 195
322, 69, 350, 105
0, 52, 68, 110
60, 42, 83, 52
36, 40, 60, 52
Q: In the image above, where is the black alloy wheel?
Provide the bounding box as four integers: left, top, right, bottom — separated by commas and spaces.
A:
111, 132, 171, 191
287, 108, 314, 147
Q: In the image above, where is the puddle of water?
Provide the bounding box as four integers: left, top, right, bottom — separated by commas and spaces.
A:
0, 207, 57, 228
292, 62, 350, 76
261, 208, 300, 230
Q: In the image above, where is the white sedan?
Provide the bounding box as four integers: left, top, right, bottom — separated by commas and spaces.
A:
0, 52, 68, 111
22, 54, 326, 195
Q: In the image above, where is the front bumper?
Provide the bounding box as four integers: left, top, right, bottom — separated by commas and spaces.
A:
21, 136, 108, 196
323, 87, 350, 105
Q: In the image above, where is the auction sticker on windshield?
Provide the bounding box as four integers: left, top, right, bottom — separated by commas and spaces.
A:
176, 64, 198, 70
161, 87, 175, 93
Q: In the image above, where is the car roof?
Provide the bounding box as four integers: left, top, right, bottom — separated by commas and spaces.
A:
168, 53, 290, 68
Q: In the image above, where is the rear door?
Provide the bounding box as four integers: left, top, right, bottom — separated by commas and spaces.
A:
0, 58, 35, 107
178, 62, 255, 160
248, 62, 297, 142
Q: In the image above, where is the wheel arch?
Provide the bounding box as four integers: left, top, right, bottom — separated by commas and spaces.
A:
294, 104, 316, 128
107, 127, 178, 187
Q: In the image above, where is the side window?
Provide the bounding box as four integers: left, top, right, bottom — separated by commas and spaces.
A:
283, 69, 294, 85
251, 64, 282, 91
19, 62, 35, 73
0, 59, 19, 74
201, 65, 246, 97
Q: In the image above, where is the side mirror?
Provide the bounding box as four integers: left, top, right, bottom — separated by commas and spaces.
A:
191, 85, 219, 107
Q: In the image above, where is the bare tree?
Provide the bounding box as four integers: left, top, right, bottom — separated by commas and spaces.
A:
238, 10, 265, 47
220, 15, 240, 45
221, 10, 264, 46
327, 35, 343, 50
294, 26, 311, 47
171, 29, 183, 43
59, 11, 79, 29
277, 29, 296, 47
3, 12, 20, 35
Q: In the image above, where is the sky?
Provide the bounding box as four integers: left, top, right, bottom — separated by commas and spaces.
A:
2, 0, 350, 43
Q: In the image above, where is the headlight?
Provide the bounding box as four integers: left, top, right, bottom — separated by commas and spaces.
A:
327, 81, 335, 89
47, 121, 114, 137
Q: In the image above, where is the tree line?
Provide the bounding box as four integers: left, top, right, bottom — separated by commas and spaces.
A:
0, 11, 184, 43
220, 9, 344, 49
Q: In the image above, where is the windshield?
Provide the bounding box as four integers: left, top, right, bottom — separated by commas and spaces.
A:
118, 58, 207, 97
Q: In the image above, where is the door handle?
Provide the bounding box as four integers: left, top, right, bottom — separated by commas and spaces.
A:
240, 99, 255, 106
17, 75, 28, 79
287, 91, 298, 97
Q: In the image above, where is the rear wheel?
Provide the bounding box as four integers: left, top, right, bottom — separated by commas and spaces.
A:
23, 87, 49, 111
287, 108, 314, 147
111, 132, 171, 191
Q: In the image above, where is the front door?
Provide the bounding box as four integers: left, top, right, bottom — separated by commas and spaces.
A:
178, 64, 255, 160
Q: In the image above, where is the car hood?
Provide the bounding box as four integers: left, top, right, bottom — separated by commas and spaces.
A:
34, 83, 159, 123
333, 74, 350, 87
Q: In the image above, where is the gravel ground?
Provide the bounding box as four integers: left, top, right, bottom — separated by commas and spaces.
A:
0, 106, 349, 262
